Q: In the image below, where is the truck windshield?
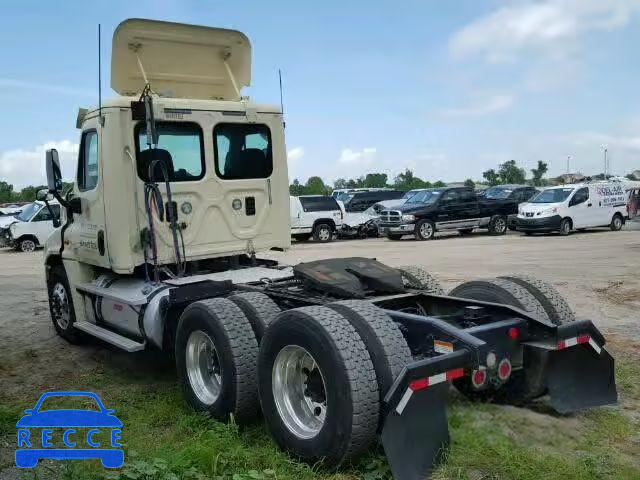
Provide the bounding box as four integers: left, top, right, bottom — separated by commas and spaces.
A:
484, 187, 513, 199
530, 188, 574, 203
16, 203, 40, 222
406, 190, 443, 204
402, 190, 420, 199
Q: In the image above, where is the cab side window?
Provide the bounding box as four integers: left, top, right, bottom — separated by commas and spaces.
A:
440, 190, 460, 204
32, 205, 59, 222
570, 187, 589, 206
78, 130, 99, 191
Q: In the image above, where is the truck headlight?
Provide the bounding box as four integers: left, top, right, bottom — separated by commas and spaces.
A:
542, 207, 558, 215
401, 214, 415, 222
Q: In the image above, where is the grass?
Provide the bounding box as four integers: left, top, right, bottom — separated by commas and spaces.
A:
1, 352, 639, 480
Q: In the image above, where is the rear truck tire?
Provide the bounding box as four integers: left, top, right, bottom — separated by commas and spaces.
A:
414, 219, 436, 240
498, 274, 575, 325
176, 297, 260, 424
313, 223, 334, 243
559, 218, 572, 236
18, 237, 37, 252
228, 291, 281, 341
488, 215, 508, 235
387, 234, 403, 241
326, 300, 411, 427
258, 306, 379, 465
47, 264, 83, 344
396, 265, 445, 295
458, 228, 474, 235
610, 213, 624, 231
293, 234, 311, 242
449, 278, 550, 323
448, 278, 550, 402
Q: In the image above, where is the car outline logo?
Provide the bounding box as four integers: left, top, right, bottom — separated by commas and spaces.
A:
15, 391, 124, 468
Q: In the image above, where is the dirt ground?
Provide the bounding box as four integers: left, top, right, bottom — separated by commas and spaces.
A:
0, 228, 638, 398
0, 228, 638, 477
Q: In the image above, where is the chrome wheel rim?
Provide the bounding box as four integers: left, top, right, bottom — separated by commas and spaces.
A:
318, 226, 331, 241
51, 282, 70, 329
614, 217, 622, 229
494, 218, 506, 233
272, 345, 327, 439
21, 240, 35, 252
419, 222, 433, 239
562, 222, 570, 233
186, 331, 222, 405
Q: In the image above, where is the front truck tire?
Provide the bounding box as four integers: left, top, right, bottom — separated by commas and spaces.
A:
176, 298, 260, 424
228, 291, 281, 342
397, 265, 445, 295
498, 274, 575, 325
258, 306, 379, 465
47, 264, 83, 344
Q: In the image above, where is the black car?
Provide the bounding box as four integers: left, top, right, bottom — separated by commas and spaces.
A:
341, 190, 404, 212
378, 185, 538, 240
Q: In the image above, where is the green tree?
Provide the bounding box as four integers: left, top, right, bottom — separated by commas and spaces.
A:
362, 173, 388, 188
393, 169, 430, 191
464, 179, 475, 188
289, 178, 306, 196
432, 180, 446, 187
626, 173, 638, 181
0, 181, 16, 203
305, 176, 327, 195
498, 160, 526, 184
333, 178, 348, 189
19, 185, 47, 202
482, 168, 500, 186
530, 161, 548, 186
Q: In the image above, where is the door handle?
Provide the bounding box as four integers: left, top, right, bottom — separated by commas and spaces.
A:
587, 203, 592, 207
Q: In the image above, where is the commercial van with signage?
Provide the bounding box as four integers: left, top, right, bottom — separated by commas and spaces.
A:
516, 182, 628, 235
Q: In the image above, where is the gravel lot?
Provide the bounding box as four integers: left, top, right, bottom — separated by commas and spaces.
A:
1, 228, 638, 396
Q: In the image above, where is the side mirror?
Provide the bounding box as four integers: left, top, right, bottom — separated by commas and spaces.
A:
46, 149, 63, 193
36, 189, 49, 201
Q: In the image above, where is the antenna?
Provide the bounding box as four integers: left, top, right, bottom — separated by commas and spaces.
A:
278, 69, 285, 128
98, 24, 103, 126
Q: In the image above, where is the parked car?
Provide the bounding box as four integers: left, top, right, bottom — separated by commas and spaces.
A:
516, 182, 629, 235
342, 190, 404, 212
481, 185, 539, 229
289, 195, 343, 242
0, 200, 60, 252
378, 186, 526, 240
0, 206, 23, 228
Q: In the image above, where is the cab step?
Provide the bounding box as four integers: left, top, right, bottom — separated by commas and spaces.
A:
74, 322, 146, 352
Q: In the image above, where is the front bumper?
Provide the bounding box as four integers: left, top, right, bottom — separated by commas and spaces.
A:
0, 228, 13, 248
378, 223, 415, 235
516, 214, 562, 232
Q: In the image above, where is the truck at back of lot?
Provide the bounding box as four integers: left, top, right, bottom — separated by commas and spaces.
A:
290, 195, 343, 242
516, 181, 629, 235
0, 200, 61, 252
341, 189, 404, 212
379, 185, 536, 240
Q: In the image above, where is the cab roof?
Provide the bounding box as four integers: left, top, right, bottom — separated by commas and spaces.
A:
111, 18, 251, 101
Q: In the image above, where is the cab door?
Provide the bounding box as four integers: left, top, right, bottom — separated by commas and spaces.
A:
63, 122, 111, 267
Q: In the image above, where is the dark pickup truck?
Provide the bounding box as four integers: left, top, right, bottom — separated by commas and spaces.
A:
378, 185, 538, 240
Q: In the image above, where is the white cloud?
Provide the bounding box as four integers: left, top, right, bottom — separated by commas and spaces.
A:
287, 147, 304, 163
0, 140, 78, 189
449, 0, 640, 63
439, 93, 514, 117
338, 147, 377, 166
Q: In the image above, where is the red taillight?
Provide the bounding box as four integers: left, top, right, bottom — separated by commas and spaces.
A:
508, 327, 520, 340
471, 369, 487, 387
557, 340, 566, 350
498, 359, 512, 381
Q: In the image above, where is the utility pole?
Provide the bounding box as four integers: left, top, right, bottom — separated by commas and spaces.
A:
603, 147, 608, 177
566, 155, 571, 174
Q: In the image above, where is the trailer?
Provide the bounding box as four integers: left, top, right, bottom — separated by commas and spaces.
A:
38, 19, 617, 480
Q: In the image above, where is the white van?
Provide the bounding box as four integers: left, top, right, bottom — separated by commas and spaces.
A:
290, 195, 343, 242
0, 200, 61, 252
516, 182, 628, 235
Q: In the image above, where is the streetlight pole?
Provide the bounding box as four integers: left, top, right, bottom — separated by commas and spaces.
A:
604, 148, 608, 177
566, 155, 571, 174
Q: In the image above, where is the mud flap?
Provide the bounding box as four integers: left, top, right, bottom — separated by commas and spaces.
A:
381, 382, 450, 480
547, 346, 617, 414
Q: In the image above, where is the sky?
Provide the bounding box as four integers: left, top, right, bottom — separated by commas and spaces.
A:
1, 0, 640, 189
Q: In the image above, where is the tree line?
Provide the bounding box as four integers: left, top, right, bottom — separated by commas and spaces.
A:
0, 181, 74, 204
290, 159, 640, 196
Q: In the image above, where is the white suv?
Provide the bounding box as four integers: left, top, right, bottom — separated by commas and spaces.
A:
290, 195, 343, 242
